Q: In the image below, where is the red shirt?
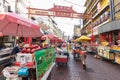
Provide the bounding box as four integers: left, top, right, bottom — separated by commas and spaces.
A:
79, 50, 86, 55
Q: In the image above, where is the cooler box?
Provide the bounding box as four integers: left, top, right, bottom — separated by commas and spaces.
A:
18, 68, 29, 76
56, 58, 67, 62
56, 55, 67, 63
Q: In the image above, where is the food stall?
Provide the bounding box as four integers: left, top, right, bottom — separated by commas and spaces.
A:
97, 41, 120, 64
97, 43, 114, 60
110, 46, 120, 64
0, 12, 56, 80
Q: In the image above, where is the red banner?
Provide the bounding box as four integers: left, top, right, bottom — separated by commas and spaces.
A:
27, 4, 92, 19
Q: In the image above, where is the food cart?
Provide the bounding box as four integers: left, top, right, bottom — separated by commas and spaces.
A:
56, 53, 68, 66
73, 48, 81, 60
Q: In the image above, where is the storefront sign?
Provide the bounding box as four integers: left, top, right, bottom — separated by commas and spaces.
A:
34, 47, 55, 80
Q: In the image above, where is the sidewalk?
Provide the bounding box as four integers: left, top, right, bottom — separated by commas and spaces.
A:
48, 53, 89, 80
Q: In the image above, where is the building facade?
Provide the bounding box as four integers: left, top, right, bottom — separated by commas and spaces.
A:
83, 0, 120, 44
98, 0, 120, 44
83, 0, 110, 42
73, 25, 81, 39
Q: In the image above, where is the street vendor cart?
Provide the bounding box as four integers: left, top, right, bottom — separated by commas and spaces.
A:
56, 54, 68, 66
72, 48, 81, 60
56, 50, 68, 66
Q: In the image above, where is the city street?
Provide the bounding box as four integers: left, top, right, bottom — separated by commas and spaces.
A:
0, 0, 120, 80
48, 53, 120, 80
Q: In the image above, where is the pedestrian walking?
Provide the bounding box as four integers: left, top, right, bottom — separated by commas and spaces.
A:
79, 44, 87, 70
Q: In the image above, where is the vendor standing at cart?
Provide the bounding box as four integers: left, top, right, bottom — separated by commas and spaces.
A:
62, 42, 69, 59
10, 40, 24, 63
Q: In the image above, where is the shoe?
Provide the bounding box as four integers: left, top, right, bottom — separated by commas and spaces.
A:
83, 64, 86, 70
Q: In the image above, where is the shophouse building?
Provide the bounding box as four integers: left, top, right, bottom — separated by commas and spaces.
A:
83, 0, 120, 44
83, 0, 110, 43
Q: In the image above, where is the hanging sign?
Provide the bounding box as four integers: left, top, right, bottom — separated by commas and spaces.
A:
27, 4, 92, 19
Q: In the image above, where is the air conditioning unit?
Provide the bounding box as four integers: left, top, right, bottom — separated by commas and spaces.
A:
4, 5, 12, 12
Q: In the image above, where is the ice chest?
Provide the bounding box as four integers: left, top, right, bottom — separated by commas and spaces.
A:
18, 68, 29, 76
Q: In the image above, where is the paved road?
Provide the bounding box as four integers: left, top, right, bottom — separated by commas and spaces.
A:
48, 53, 120, 80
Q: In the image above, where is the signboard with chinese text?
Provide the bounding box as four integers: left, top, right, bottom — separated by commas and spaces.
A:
27, 4, 92, 19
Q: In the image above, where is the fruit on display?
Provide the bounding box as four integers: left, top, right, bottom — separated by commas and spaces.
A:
21, 48, 27, 53
21, 44, 41, 54
31, 49, 36, 53
26, 48, 31, 53
36, 46, 41, 50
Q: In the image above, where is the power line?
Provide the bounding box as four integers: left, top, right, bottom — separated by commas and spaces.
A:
63, 0, 85, 7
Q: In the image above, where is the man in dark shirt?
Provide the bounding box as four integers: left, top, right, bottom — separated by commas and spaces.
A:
11, 46, 21, 55
10, 40, 24, 63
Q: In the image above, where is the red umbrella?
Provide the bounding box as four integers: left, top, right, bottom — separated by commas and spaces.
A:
0, 12, 42, 37
41, 34, 58, 40
56, 38, 64, 43
0, 32, 3, 37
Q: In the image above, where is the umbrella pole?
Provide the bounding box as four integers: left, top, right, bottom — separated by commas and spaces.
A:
14, 37, 17, 47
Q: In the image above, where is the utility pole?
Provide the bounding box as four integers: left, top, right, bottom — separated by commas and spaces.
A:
3, 0, 5, 12
15, 0, 18, 13
109, 0, 114, 21
14, 0, 19, 47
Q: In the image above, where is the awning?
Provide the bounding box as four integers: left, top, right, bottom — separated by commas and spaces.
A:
98, 20, 120, 34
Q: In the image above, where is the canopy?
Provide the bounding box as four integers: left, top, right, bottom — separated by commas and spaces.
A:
0, 12, 42, 37
55, 38, 64, 43
41, 34, 58, 40
78, 35, 91, 41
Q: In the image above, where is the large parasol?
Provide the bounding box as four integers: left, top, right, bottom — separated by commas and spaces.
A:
78, 35, 91, 42
0, 12, 42, 37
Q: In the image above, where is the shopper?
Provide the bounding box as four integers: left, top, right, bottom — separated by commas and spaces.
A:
79, 44, 87, 70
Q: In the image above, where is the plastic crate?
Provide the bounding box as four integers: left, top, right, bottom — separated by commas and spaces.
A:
18, 68, 29, 77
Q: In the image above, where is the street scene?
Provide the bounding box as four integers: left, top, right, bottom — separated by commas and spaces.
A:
0, 0, 120, 80
48, 53, 120, 80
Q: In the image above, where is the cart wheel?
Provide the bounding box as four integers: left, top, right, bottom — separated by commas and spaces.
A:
65, 63, 67, 67
83, 64, 86, 70
100, 57, 104, 61
57, 62, 60, 66
74, 56, 75, 59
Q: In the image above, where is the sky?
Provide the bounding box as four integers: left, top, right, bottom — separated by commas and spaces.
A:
30, 0, 86, 37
